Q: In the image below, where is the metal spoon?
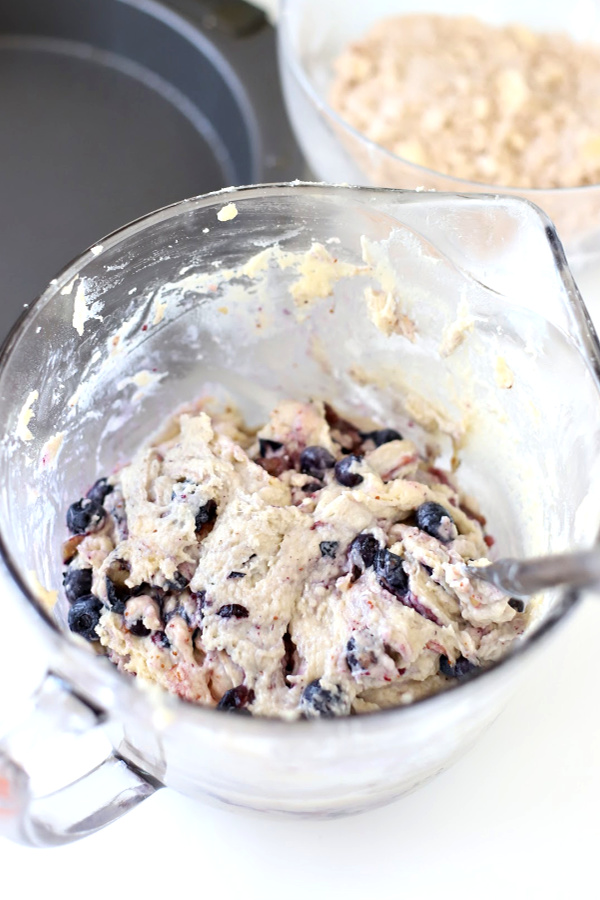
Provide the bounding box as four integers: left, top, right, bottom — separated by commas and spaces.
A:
464, 548, 600, 601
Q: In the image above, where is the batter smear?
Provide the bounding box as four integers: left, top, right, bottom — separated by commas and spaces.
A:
62, 399, 525, 719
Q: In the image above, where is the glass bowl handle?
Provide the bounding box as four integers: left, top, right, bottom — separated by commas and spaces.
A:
0, 673, 161, 846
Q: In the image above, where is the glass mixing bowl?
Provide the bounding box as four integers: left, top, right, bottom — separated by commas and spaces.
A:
278, 0, 600, 267
1, 183, 599, 846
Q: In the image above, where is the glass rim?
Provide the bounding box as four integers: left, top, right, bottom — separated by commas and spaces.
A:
278, 0, 600, 197
0, 181, 593, 732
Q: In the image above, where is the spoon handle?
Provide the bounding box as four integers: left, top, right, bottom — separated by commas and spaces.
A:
467, 549, 600, 599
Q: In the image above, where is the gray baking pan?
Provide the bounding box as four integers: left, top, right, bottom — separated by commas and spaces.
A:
0, 0, 303, 336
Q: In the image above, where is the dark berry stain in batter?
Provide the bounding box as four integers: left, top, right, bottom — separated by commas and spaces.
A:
63, 567, 93, 604
334, 455, 364, 487
375, 549, 409, 596
128, 619, 151, 637
165, 571, 190, 592
105, 570, 132, 614
192, 590, 207, 620
217, 684, 255, 712
401, 592, 442, 625
217, 604, 249, 619
415, 501, 456, 543
258, 438, 283, 456
68, 595, 102, 641
164, 606, 193, 627
362, 428, 402, 446
132, 582, 158, 598
346, 636, 378, 674
255, 456, 289, 477
319, 541, 339, 558
300, 679, 347, 718
324, 403, 364, 453
349, 533, 379, 570
86, 477, 114, 505
299, 445, 335, 479
301, 481, 322, 493
282, 631, 296, 682
105, 578, 129, 614
227, 571, 246, 579
66, 498, 106, 535
439, 655, 477, 678
152, 630, 170, 649
195, 499, 217, 531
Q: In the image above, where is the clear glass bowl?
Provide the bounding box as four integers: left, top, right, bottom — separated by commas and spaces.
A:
1, 183, 600, 844
278, 0, 600, 265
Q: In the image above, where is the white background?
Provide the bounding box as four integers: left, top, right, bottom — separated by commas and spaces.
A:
1, 0, 600, 895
